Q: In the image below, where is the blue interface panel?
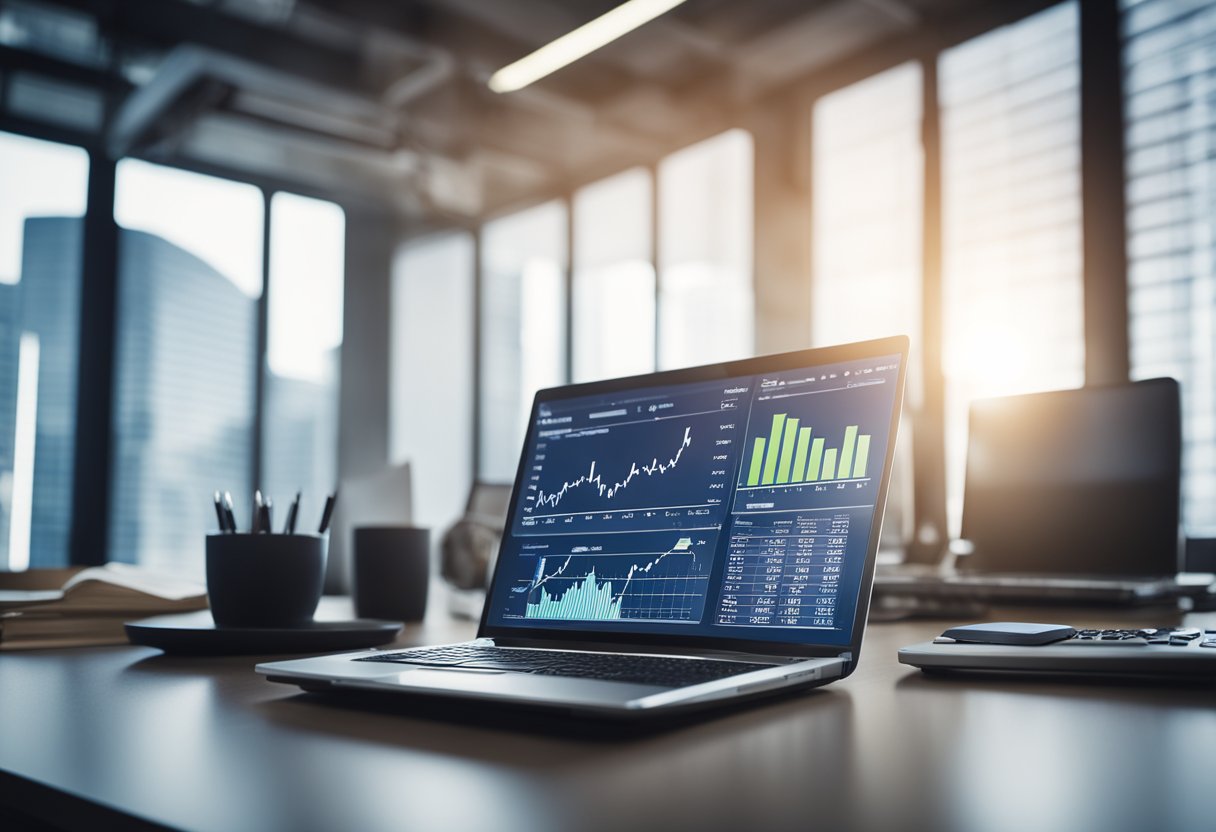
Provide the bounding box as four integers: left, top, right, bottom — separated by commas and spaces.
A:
485, 354, 902, 646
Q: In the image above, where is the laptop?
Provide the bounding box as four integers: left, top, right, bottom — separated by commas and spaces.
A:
259, 337, 909, 717
875, 379, 1186, 605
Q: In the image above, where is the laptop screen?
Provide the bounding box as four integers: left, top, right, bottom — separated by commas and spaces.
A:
482, 348, 904, 647
960, 379, 1182, 577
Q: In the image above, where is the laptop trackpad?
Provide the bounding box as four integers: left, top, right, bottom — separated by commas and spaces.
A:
381, 667, 667, 706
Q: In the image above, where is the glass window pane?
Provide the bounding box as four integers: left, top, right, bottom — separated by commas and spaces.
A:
111, 160, 262, 572
391, 233, 474, 533
262, 192, 344, 529
812, 63, 923, 550
572, 168, 655, 383
940, 1, 1085, 533
1123, 0, 1216, 536
658, 129, 754, 369
0, 132, 88, 570
480, 201, 567, 482
812, 62, 923, 361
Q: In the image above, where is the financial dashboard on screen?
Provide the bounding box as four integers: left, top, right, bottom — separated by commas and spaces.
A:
484, 353, 902, 646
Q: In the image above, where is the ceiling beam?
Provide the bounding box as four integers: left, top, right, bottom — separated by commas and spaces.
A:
750, 0, 1063, 109
469, 0, 1071, 221
107, 45, 392, 157
0, 44, 133, 94
47, 0, 369, 91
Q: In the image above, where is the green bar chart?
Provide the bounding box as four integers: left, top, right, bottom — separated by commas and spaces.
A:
852, 435, 871, 478
775, 417, 800, 484
746, 437, 766, 485
760, 414, 784, 484
742, 415, 872, 487
807, 438, 825, 482
838, 425, 858, 479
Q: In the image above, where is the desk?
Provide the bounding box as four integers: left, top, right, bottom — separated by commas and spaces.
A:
2, 600, 1214, 832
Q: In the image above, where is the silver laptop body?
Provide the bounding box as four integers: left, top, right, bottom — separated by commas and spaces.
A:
259, 337, 909, 717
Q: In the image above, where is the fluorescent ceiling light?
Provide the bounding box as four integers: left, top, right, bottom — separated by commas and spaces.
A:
488, 0, 689, 94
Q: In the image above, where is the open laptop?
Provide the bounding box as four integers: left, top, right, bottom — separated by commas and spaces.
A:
259, 337, 908, 717
875, 379, 1186, 605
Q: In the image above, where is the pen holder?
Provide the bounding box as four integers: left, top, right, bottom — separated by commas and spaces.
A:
206, 533, 327, 628
352, 526, 430, 622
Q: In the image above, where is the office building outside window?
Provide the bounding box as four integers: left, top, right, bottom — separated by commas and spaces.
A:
262, 192, 344, 532
0, 131, 88, 570
658, 129, 754, 370
812, 62, 923, 548
572, 167, 655, 383
479, 200, 567, 482
391, 232, 475, 535
111, 160, 262, 572
1123, 0, 1216, 536
940, 1, 1085, 534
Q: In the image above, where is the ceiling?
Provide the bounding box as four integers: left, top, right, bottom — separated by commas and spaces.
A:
0, 0, 1031, 227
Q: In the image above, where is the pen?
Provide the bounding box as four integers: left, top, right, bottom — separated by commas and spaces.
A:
284, 491, 301, 534
318, 492, 337, 534
213, 491, 229, 533
261, 500, 273, 535
223, 491, 238, 534
223, 491, 237, 534
253, 490, 264, 534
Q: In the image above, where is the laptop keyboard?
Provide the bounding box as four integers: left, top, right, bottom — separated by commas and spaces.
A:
355, 644, 778, 687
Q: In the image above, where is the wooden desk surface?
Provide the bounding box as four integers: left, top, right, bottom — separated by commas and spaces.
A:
2, 599, 1214, 832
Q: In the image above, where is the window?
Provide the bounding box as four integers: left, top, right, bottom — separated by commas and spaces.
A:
111, 160, 263, 572
812, 62, 924, 547
572, 168, 655, 383
0, 132, 88, 570
262, 192, 344, 532
391, 232, 475, 534
940, 1, 1085, 533
812, 63, 923, 365
479, 201, 567, 482
658, 129, 754, 369
1123, 0, 1216, 536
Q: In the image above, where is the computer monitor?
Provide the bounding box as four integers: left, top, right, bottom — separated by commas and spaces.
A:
959, 378, 1182, 578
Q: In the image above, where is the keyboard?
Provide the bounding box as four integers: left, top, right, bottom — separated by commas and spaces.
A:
1061, 627, 1215, 647
899, 625, 1216, 680
356, 644, 776, 687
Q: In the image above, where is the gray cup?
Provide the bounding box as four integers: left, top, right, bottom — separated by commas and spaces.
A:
206, 533, 327, 628
352, 526, 429, 622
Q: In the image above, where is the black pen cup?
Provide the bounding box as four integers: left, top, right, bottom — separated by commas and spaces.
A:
206, 533, 327, 628
352, 526, 429, 622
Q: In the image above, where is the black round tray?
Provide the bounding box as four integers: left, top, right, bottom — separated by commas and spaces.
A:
125, 610, 402, 655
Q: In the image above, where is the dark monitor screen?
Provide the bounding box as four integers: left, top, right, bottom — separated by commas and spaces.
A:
481, 348, 905, 649
960, 378, 1182, 577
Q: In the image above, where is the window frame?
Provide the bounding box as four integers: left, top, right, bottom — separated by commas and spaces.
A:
0, 117, 350, 566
